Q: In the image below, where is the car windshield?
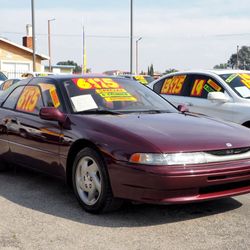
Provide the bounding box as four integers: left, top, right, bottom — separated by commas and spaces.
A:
219, 73, 250, 98
63, 77, 177, 114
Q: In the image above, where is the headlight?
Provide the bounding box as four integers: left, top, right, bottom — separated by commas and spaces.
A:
129, 150, 250, 165
129, 152, 207, 165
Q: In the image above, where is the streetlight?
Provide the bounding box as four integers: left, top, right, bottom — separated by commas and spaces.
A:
130, 0, 133, 74
136, 37, 142, 75
31, 0, 36, 72
48, 18, 56, 72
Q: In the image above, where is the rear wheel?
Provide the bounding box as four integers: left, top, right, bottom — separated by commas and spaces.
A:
72, 147, 122, 213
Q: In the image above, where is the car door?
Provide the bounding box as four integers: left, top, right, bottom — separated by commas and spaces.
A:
2, 79, 65, 177
181, 74, 233, 121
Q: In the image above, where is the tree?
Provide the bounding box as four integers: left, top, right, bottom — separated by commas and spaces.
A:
213, 63, 228, 69
164, 68, 178, 75
147, 64, 154, 76
56, 60, 88, 73
227, 46, 250, 70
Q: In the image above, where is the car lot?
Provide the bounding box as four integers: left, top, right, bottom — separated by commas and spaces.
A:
0, 167, 249, 250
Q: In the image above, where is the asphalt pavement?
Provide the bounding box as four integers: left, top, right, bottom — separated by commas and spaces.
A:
0, 167, 249, 250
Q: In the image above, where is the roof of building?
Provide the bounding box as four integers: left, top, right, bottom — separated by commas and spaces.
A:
0, 37, 49, 60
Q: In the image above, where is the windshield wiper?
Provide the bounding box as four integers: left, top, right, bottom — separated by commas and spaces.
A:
138, 110, 170, 114
78, 108, 122, 115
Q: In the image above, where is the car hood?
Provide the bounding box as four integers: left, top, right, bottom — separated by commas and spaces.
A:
73, 112, 250, 153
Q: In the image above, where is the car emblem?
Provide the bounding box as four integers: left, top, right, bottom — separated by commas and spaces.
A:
226, 143, 232, 148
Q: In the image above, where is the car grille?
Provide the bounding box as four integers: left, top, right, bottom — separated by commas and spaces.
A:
207, 147, 250, 156
199, 180, 250, 194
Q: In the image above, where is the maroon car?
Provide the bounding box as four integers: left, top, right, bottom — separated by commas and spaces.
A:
0, 75, 250, 213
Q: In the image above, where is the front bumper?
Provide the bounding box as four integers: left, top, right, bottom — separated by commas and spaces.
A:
108, 159, 250, 204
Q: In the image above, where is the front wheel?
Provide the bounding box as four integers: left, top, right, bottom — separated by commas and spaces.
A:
72, 147, 122, 213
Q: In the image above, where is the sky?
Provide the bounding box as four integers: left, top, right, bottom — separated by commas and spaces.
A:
1, 0, 250, 73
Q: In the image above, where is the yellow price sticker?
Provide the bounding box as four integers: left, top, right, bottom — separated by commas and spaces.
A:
161, 75, 186, 95
191, 79, 206, 96
16, 86, 40, 113
73, 78, 120, 90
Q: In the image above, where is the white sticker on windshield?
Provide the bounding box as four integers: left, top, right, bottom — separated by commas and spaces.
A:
235, 86, 250, 98
71, 95, 98, 112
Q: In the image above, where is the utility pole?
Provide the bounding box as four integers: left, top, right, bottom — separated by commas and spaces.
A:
48, 18, 56, 72
130, 0, 133, 74
31, 0, 36, 72
136, 37, 142, 75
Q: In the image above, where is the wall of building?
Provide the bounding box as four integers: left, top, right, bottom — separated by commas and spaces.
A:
0, 41, 43, 72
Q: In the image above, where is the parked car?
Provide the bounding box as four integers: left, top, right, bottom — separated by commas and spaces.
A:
0, 71, 7, 85
148, 70, 250, 128
121, 74, 154, 85
0, 75, 250, 213
0, 78, 20, 90
21, 72, 54, 78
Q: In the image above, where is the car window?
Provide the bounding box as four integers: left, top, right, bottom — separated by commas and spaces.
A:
2, 80, 13, 90
0, 72, 7, 81
153, 79, 164, 94
186, 74, 224, 99
37, 83, 62, 111
2, 86, 25, 110
16, 86, 43, 115
219, 73, 250, 99
159, 74, 191, 96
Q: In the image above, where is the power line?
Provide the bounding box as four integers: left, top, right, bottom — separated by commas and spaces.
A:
2, 31, 250, 39
1, 31, 130, 39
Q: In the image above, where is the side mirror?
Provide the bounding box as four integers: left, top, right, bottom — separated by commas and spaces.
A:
39, 107, 66, 124
208, 92, 229, 103
177, 104, 189, 113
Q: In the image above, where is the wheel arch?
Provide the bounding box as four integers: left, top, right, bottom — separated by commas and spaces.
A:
66, 139, 102, 187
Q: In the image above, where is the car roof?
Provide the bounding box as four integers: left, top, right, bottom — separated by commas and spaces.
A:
168, 69, 250, 76
35, 74, 128, 81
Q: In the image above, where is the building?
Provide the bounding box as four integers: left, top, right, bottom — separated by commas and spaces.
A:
0, 25, 49, 78
44, 65, 75, 74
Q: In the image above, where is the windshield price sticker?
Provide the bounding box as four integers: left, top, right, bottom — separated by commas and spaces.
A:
225, 74, 238, 83
16, 86, 40, 112
73, 78, 120, 90
134, 75, 148, 84
207, 79, 221, 91
96, 88, 137, 102
50, 88, 60, 108
238, 74, 250, 88
161, 75, 186, 95
191, 79, 206, 96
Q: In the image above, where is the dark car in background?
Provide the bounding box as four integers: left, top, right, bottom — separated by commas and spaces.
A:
122, 74, 154, 85
0, 71, 7, 85
0, 75, 250, 213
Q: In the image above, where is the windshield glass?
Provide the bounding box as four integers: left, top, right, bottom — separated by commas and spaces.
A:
63, 77, 177, 114
219, 73, 250, 98
133, 75, 154, 85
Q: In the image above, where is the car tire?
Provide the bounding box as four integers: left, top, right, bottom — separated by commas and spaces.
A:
72, 147, 123, 214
